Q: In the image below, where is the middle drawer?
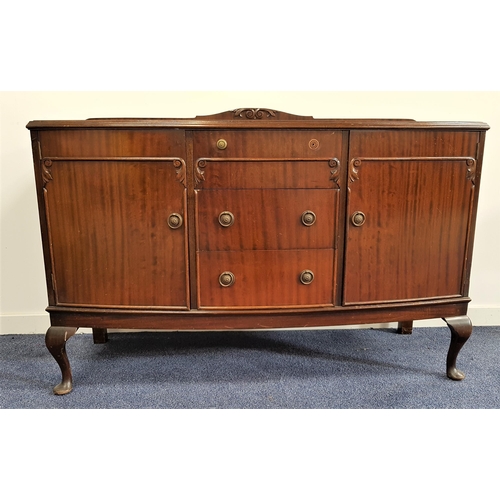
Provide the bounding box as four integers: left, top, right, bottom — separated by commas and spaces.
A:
196, 189, 336, 251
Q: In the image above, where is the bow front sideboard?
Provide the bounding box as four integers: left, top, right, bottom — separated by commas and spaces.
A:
27, 109, 489, 395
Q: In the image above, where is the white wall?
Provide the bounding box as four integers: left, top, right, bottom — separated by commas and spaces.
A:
1, 91, 499, 333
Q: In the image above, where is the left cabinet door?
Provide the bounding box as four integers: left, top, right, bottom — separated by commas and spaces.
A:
37, 129, 189, 309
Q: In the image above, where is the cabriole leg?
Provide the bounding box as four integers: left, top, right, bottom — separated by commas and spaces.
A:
45, 326, 78, 395
443, 316, 472, 381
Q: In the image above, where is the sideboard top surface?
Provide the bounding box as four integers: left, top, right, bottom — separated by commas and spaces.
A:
26, 108, 490, 131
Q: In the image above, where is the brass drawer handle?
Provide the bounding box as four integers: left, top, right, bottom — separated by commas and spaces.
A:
351, 211, 366, 227
301, 210, 316, 226
168, 213, 183, 229
216, 139, 228, 150
218, 211, 235, 227
219, 272, 235, 287
299, 270, 314, 285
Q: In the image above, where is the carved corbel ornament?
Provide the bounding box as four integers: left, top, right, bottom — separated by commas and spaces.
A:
349, 158, 361, 183
42, 159, 53, 188
329, 158, 341, 188
173, 158, 187, 187
465, 158, 476, 185
195, 159, 207, 186
233, 108, 277, 119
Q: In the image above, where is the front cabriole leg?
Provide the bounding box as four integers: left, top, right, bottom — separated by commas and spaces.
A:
45, 326, 78, 395
443, 316, 472, 381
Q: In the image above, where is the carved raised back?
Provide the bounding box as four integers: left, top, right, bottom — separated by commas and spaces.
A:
195, 108, 313, 120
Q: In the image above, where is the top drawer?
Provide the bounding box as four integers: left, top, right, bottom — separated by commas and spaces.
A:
193, 130, 344, 158
349, 130, 479, 158
38, 129, 185, 157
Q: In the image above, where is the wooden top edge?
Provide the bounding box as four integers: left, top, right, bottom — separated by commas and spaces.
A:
26, 108, 490, 130
26, 118, 490, 130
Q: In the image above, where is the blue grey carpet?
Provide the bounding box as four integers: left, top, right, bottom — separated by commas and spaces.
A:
1, 326, 499, 408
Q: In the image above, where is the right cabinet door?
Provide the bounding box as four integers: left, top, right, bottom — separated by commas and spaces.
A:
343, 130, 479, 305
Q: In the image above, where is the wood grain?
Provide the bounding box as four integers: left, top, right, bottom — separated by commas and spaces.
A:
197, 249, 335, 308
194, 159, 337, 189
344, 159, 474, 304
39, 129, 185, 157
45, 160, 189, 307
196, 189, 337, 251
193, 130, 344, 158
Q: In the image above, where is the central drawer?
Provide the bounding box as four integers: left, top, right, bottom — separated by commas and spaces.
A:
196, 189, 335, 251
193, 130, 344, 158
193, 129, 342, 310
197, 249, 334, 308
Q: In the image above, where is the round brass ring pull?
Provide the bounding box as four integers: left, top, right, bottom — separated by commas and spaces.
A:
300, 270, 315, 285
168, 213, 183, 229
301, 210, 316, 226
216, 139, 228, 150
219, 272, 235, 287
218, 211, 235, 227
351, 211, 366, 227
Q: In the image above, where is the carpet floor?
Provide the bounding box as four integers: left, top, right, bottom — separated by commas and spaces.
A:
1, 326, 499, 408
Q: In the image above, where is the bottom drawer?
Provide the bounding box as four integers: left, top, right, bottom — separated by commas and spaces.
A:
197, 250, 334, 308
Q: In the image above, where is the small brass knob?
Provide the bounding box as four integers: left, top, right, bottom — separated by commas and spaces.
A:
218, 211, 235, 227
219, 272, 235, 287
309, 139, 320, 150
300, 270, 315, 285
351, 211, 366, 227
168, 213, 183, 229
301, 210, 316, 226
216, 139, 228, 150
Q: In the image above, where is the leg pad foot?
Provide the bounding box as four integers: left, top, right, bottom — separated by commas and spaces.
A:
443, 316, 472, 381
45, 326, 78, 395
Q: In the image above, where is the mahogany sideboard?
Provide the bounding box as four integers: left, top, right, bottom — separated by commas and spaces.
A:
27, 109, 489, 395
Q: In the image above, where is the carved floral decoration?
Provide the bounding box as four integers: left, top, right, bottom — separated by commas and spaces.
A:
233, 108, 277, 119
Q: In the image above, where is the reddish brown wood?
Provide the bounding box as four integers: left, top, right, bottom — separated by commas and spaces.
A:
196, 108, 314, 120
196, 189, 336, 251
47, 298, 470, 330
349, 130, 479, 158
444, 316, 473, 380
45, 326, 78, 395
344, 157, 475, 304
27, 117, 488, 131
43, 159, 189, 308
197, 249, 335, 308
193, 130, 344, 158
38, 129, 185, 157
27, 110, 488, 393
30, 131, 57, 305
194, 159, 338, 189
186, 131, 198, 310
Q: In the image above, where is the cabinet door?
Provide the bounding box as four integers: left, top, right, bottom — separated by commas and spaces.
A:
343, 157, 476, 304
43, 158, 189, 308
